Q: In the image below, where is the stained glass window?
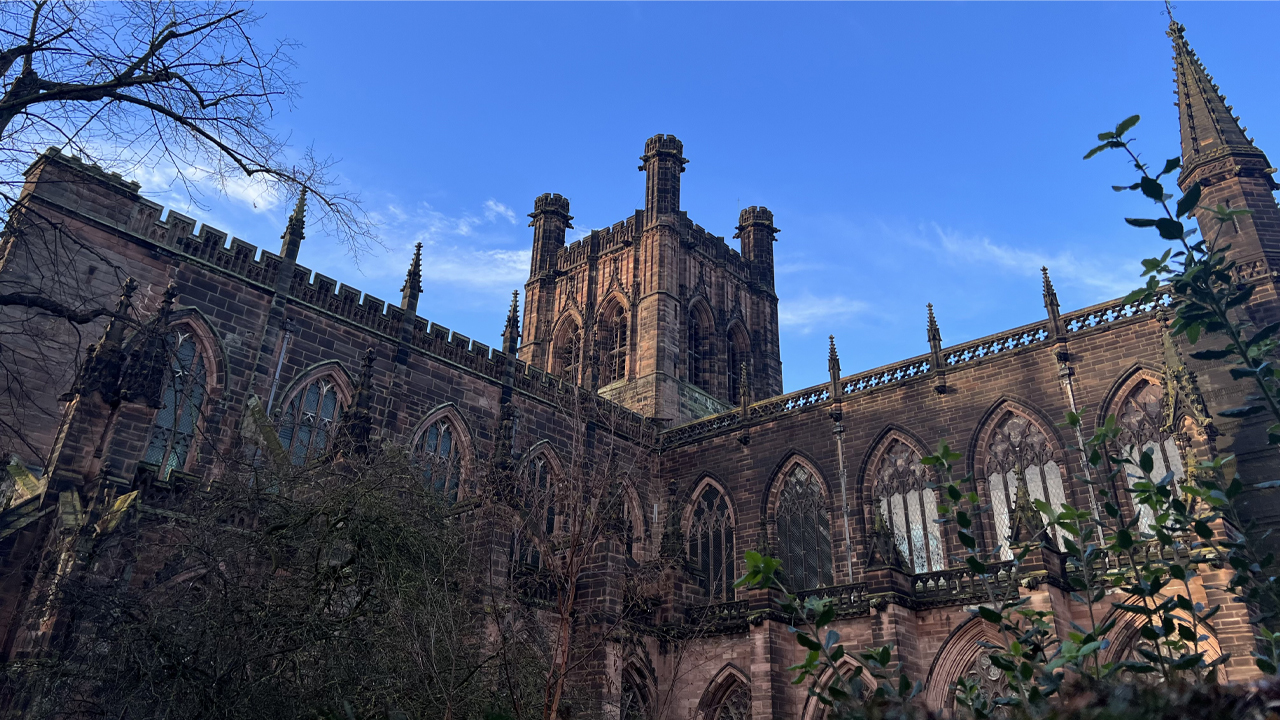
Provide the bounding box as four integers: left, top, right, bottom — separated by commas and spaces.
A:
776, 465, 833, 590
142, 330, 207, 480
416, 418, 462, 503
873, 440, 945, 573
985, 412, 1069, 559
688, 484, 735, 602
277, 377, 342, 466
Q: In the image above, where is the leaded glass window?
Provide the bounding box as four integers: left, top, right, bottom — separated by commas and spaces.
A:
602, 304, 628, 385
278, 377, 342, 466
688, 484, 735, 602
713, 683, 751, 720
873, 440, 945, 573
985, 412, 1069, 558
688, 312, 709, 391
1116, 380, 1185, 533
776, 465, 833, 590
554, 320, 582, 384
142, 330, 207, 480
416, 418, 462, 503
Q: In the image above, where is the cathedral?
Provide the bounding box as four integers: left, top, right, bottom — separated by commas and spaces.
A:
1, 15, 1279, 719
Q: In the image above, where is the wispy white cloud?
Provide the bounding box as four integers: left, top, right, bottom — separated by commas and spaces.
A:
484, 199, 518, 224
324, 200, 528, 296
926, 222, 1136, 300
778, 292, 871, 334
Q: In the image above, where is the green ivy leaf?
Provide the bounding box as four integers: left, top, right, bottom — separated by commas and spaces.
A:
978, 606, 1003, 625
1156, 217, 1185, 240
1117, 114, 1141, 136
1125, 218, 1159, 228
1140, 176, 1165, 202
1161, 157, 1181, 175
1177, 183, 1203, 218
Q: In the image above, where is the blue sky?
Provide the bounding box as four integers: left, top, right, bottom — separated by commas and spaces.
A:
144, 2, 1280, 393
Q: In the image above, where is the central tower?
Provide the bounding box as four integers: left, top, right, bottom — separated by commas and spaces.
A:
519, 135, 783, 425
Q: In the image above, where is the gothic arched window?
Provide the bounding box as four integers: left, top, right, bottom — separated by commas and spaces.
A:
278, 376, 343, 466
872, 439, 945, 573
776, 464, 833, 590
727, 327, 749, 403
985, 411, 1069, 559
142, 330, 207, 480
527, 453, 556, 536
602, 304, 628, 385
688, 484, 735, 602
554, 319, 582, 385
620, 666, 651, 720
687, 309, 710, 392
416, 417, 462, 503
712, 683, 751, 720
1115, 379, 1185, 533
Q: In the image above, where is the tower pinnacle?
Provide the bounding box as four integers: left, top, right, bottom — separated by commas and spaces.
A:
502, 290, 521, 355
401, 242, 423, 312
280, 188, 307, 261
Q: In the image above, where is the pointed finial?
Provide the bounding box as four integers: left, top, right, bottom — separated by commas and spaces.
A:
926, 303, 942, 348
402, 242, 423, 295
738, 362, 750, 409
400, 242, 424, 312
280, 187, 307, 261
828, 334, 841, 382
102, 277, 139, 348
502, 290, 521, 355
1042, 266, 1063, 337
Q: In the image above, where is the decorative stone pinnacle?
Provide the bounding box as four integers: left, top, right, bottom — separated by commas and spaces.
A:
828, 335, 841, 382
401, 242, 423, 298
1042, 267, 1063, 337
502, 290, 521, 354
926, 303, 942, 348
739, 361, 750, 408
280, 187, 307, 260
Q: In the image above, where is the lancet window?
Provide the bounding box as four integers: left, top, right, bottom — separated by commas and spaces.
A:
416, 417, 462, 503
142, 330, 207, 480
985, 411, 1069, 558
687, 310, 710, 392
776, 464, 833, 590
602, 304, 628, 385
688, 484, 735, 602
727, 328, 748, 402
526, 453, 556, 536
872, 439, 945, 573
1115, 379, 1185, 533
554, 319, 582, 384
278, 376, 343, 466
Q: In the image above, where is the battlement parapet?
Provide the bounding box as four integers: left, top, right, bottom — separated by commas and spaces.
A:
658, 287, 1174, 449
642, 134, 685, 159
531, 192, 572, 219
737, 205, 776, 230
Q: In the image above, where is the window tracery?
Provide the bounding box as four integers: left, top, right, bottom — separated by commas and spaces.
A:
278, 376, 343, 466
687, 309, 710, 392
776, 464, 833, 590
554, 319, 582, 384
620, 667, 651, 720
872, 439, 945, 573
984, 412, 1068, 558
688, 484, 735, 602
712, 683, 751, 720
1115, 379, 1186, 533
142, 330, 207, 480
416, 417, 462, 503
602, 304, 628, 385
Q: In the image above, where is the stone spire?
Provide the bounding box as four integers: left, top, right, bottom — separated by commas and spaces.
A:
828, 335, 841, 387
401, 242, 423, 312
280, 188, 307, 261
502, 290, 521, 355
334, 347, 377, 457
1042, 266, 1063, 337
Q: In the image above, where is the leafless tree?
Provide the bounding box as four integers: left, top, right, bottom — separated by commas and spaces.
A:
0, 0, 371, 462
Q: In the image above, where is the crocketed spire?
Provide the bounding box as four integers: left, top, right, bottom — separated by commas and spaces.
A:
401, 242, 423, 309
280, 188, 307, 261
1168, 12, 1265, 174
502, 290, 521, 355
